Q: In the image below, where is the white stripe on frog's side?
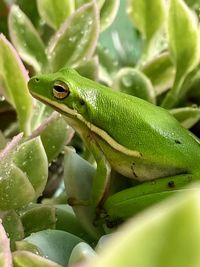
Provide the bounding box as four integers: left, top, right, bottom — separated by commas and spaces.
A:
32, 92, 142, 158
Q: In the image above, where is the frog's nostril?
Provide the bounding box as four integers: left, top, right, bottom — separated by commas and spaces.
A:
35, 78, 40, 82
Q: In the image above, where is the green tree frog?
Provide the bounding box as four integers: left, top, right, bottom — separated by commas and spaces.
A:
28, 68, 200, 213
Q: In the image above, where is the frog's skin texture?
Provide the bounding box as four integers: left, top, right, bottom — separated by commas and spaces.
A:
28, 68, 200, 208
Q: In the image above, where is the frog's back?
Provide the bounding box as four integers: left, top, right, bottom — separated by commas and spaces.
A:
81, 82, 200, 171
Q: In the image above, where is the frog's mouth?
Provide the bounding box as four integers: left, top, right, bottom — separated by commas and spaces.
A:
30, 91, 77, 119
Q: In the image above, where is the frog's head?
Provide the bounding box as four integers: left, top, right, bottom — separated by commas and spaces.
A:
28, 68, 98, 118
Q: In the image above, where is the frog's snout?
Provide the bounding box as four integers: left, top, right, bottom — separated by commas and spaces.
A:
27, 76, 40, 93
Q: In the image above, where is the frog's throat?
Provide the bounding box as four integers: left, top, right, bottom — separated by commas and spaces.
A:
32, 93, 141, 158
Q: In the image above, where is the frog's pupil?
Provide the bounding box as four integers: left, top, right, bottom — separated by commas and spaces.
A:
53, 85, 66, 92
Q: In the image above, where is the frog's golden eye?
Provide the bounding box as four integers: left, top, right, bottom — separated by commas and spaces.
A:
53, 81, 70, 99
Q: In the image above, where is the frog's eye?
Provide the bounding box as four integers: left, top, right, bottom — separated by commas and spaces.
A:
53, 81, 70, 99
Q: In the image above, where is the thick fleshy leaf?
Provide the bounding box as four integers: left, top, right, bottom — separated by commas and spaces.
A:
25, 230, 83, 266
16, 0, 41, 28
96, 45, 118, 86
0, 164, 35, 210
68, 242, 96, 267
0, 222, 12, 267
0, 135, 48, 210
0, 210, 24, 250
96, 45, 118, 76
170, 107, 200, 128
100, 0, 120, 32
141, 52, 175, 95
30, 101, 47, 131
47, 2, 100, 71
126, 0, 166, 57
75, 0, 105, 9
76, 56, 99, 81
162, 0, 200, 108
8, 5, 47, 73
90, 187, 200, 267
55, 205, 93, 243
40, 115, 73, 162
113, 68, 156, 103
75, 0, 119, 32
30, 106, 74, 162
13, 137, 48, 198
37, 0, 75, 30
0, 134, 35, 210
13, 251, 62, 267
64, 147, 104, 239
15, 240, 42, 255
0, 35, 33, 135
20, 205, 56, 237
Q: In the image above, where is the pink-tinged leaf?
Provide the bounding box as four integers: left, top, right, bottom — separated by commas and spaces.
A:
8, 5, 48, 73
0, 35, 33, 135
0, 222, 12, 267
0, 210, 24, 251
47, 2, 100, 71
0, 135, 48, 210
0, 133, 23, 161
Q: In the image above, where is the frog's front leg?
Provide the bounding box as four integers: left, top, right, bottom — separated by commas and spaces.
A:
103, 172, 198, 226
85, 132, 111, 208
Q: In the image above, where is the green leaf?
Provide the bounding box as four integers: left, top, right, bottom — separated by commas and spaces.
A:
113, 68, 156, 103
0, 35, 33, 135
0, 135, 48, 210
40, 115, 72, 162
162, 0, 200, 108
16, 0, 41, 28
13, 137, 48, 198
126, 0, 166, 58
55, 205, 93, 243
0, 222, 12, 267
0, 210, 24, 250
0, 162, 35, 210
47, 2, 100, 71
75, 0, 105, 9
170, 107, 200, 128
76, 56, 99, 81
21, 205, 56, 237
68, 242, 96, 267
37, 0, 75, 30
96, 45, 118, 80
15, 241, 42, 255
30, 106, 74, 162
8, 5, 48, 73
13, 250, 62, 267
64, 147, 103, 239
100, 0, 120, 32
90, 187, 200, 267
141, 52, 175, 95
25, 230, 83, 266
